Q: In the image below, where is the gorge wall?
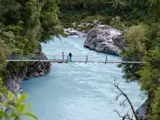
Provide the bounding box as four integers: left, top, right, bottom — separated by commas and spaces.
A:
4, 45, 51, 93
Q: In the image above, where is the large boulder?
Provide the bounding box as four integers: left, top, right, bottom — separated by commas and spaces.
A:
84, 25, 124, 55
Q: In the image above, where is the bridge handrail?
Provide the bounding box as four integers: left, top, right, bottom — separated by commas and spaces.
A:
6, 55, 145, 64
7, 55, 105, 59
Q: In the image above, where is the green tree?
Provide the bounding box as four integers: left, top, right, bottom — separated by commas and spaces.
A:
149, 87, 160, 120
149, 0, 160, 21
120, 24, 148, 80
40, 0, 63, 42
0, 78, 38, 120
138, 47, 160, 119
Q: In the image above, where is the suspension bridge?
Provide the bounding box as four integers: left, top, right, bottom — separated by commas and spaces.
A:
6, 55, 144, 64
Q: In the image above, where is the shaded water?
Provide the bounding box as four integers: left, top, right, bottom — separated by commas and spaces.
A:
23, 37, 146, 120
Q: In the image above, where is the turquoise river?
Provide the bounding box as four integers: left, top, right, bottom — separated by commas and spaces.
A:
23, 37, 146, 120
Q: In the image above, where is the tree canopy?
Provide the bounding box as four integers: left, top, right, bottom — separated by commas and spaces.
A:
0, 78, 37, 120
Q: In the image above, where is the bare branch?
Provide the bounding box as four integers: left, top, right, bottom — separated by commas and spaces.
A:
114, 110, 124, 118
120, 99, 127, 106
116, 93, 123, 101
114, 110, 132, 120
113, 78, 138, 120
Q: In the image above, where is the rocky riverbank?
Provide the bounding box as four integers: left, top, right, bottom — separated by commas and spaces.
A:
64, 21, 124, 55
64, 28, 86, 37
84, 25, 124, 55
4, 45, 51, 93
64, 20, 101, 37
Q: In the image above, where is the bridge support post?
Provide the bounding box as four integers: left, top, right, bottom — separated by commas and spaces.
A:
85, 56, 88, 64
66, 55, 68, 63
105, 55, 107, 64
54, 55, 56, 62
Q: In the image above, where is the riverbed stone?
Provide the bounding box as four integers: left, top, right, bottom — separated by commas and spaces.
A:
33, 72, 39, 77
39, 72, 45, 76
64, 28, 86, 37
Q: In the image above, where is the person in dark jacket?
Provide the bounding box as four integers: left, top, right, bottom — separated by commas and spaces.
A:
69, 52, 72, 62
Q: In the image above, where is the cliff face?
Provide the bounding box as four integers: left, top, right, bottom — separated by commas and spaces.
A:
84, 25, 124, 55
4, 45, 51, 93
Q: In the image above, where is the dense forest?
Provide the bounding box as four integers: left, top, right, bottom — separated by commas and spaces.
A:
0, 0, 160, 119
57, 0, 158, 27
0, 0, 63, 77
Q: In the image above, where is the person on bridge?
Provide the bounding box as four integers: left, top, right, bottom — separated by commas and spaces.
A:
62, 52, 64, 61
69, 52, 72, 62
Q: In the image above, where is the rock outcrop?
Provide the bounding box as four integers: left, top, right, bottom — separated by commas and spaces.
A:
64, 28, 86, 37
4, 45, 51, 93
64, 20, 102, 37
84, 25, 124, 55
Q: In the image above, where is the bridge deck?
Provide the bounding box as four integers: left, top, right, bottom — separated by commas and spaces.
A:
6, 55, 145, 64
6, 59, 144, 64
